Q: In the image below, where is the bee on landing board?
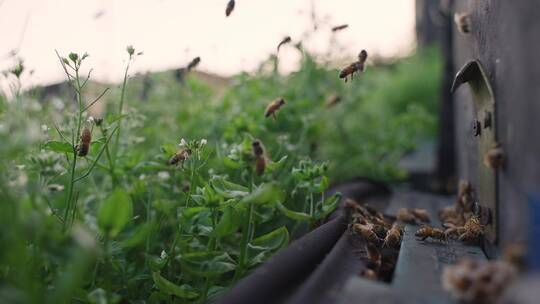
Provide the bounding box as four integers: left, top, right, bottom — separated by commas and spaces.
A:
415, 225, 446, 242
168, 149, 192, 166
331, 24, 349, 32
252, 139, 267, 176
225, 0, 235, 17
339, 50, 368, 82
353, 223, 383, 247
383, 223, 403, 249
264, 97, 286, 120
77, 127, 92, 157
277, 36, 292, 52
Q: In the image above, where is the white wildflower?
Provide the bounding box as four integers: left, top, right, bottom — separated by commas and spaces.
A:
41, 124, 49, 132
160, 250, 168, 259
200, 139, 207, 146
87, 116, 95, 124
157, 171, 170, 180
179, 138, 187, 147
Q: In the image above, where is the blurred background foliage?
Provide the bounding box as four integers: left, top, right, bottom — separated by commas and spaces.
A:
0, 46, 441, 302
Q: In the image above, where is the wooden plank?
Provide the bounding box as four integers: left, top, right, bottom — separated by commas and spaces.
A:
389, 192, 486, 303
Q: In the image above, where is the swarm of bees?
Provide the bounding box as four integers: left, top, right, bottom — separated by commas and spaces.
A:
277, 36, 292, 52
77, 127, 92, 157
346, 199, 402, 282
168, 148, 192, 166
264, 97, 286, 120
225, 0, 235, 17
331, 24, 349, 32
252, 139, 268, 176
339, 50, 368, 82
325, 94, 342, 108
454, 12, 471, 34
442, 259, 517, 304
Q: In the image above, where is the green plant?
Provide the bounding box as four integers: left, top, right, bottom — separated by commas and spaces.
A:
0, 45, 441, 303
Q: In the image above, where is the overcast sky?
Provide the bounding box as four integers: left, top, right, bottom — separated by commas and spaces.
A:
0, 0, 415, 88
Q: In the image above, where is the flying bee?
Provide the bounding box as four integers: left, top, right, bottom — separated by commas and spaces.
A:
252, 139, 267, 175
187, 56, 201, 71
383, 223, 403, 249
277, 36, 292, 51
77, 127, 92, 157
396, 208, 416, 224
411, 208, 431, 223
415, 225, 446, 242
168, 148, 192, 166
353, 223, 383, 247
454, 12, 471, 34
325, 94, 342, 108
264, 97, 286, 120
483, 144, 504, 169
331, 24, 349, 32
225, 0, 235, 17
339, 50, 368, 82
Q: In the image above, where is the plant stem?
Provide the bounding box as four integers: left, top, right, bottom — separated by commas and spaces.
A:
63, 68, 84, 230
113, 57, 131, 165
234, 172, 255, 281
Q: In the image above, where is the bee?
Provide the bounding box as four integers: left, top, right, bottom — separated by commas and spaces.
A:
443, 222, 466, 239
415, 225, 446, 241
454, 12, 471, 34
396, 208, 416, 224
252, 139, 267, 175
360, 268, 378, 280
277, 36, 292, 51
331, 24, 349, 32
77, 127, 92, 157
483, 144, 504, 169
168, 149, 192, 166
353, 223, 383, 246
383, 223, 403, 249
187, 56, 201, 71
366, 243, 382, 266
264, 97, 286, 120
457, 180, 474, 212
225, 0, 235, 17
325, 94, 342, 108
339, 50, 368, 82
458, 216, 484, 243
411, 208, 431, 223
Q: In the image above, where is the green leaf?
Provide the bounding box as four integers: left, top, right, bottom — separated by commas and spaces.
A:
241, 183, 284, 206
98, 189, 133, 237
44, 140, 73, 153
132, 161, 167, 172
249, 226, 289, 251
210, 206, 241, 237
316, 193, 342, 219
317, 176, 329, 193
276, 202, 312, 221
179, 252, 236, 277
266, 155, 288, 172
121, 222, 154, 249
223, 157, 242, 169
182, 207, 210, 219
152, 272, 199, 299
